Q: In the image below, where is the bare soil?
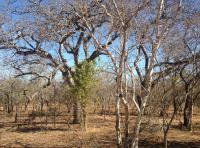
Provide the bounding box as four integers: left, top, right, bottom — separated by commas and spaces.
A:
0, 109, 200, 148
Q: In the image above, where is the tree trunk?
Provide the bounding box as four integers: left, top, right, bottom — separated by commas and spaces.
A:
25, 101, 28, 111
15, 104, 19, 123
163, 131, 168, 148
93, 99, 97, 114
40, 101, 44, 114
73, 101, 81, 124
131, 114, 141, 148
53, 107, 56, 128
116, 95, 122, 148
82, 106, 87, 131
131, 95, 149, 148
183, 94, 193, 131
124, 103, 129, 148
10, 98, 13, 112
6, 94, 10, 113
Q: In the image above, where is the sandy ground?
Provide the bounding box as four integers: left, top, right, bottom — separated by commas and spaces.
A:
0, 110, 200, 148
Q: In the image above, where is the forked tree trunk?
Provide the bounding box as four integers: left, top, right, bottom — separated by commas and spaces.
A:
73, 101, 81, 124
131, 95, 148, 148
183, 94, 193, 131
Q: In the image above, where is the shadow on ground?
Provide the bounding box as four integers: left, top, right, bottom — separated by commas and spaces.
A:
139, 140, 200, 148
13, 126, 70, 133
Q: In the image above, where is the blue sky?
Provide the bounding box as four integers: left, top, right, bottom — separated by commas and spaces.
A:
1, 0, 199, 81
0, 0, 148, 80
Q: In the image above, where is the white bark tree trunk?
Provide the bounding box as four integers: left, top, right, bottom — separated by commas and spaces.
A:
115, 95, 122, 147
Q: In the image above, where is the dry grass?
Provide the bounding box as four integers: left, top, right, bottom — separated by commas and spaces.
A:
0, 108, 200, 148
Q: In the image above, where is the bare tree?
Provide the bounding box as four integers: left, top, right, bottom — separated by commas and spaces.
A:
0, 0, 200, 147
73, 0, 186, 147
0, 0, 116, 124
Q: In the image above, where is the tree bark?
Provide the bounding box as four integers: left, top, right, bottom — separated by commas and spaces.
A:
124, 103, 129, 148
163, 131, 168, 148
25, 100, 28, 111
131, 113, 142, 148
131, 95, 149, 148
15, 104, 19, 123
116, 95, 122, 148
6, 94, 12, 113
73, 101, 81, 124
40, 100, 44, 114
183, 94, 193, 131
82, 106, 87, 130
